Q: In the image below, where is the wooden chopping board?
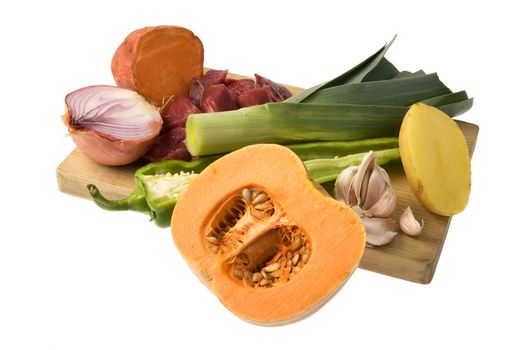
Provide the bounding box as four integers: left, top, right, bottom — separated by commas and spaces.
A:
56, 77, 479, 284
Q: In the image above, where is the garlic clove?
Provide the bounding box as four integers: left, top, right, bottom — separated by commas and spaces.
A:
334, 166, 358, 205
365, 181, 397, 218
362, 217, 397, 246
352, 151, 376, 207
350, 205, 367, 218
361, 166, 387, 210
400, 206, 424, 236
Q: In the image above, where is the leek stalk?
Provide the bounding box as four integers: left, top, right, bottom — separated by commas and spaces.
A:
186, 100, 464, 156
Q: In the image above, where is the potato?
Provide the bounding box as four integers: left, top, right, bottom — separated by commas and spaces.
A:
399, 103, 471, 216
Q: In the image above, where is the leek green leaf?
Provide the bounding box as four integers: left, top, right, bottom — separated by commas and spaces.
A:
287, 36, 397, 103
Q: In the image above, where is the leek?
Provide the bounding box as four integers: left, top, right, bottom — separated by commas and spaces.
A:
287, 37, 396, 103
300, 73, 450, 105
186, 101, 465, 156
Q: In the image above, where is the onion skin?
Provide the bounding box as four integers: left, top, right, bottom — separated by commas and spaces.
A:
63, 85, 163, 166
68, 128, 160, 166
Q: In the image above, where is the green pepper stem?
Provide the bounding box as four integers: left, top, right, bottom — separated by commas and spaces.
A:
87, 185, 149, 212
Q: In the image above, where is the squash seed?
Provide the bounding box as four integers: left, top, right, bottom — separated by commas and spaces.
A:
263, 262, 281, 273
271, 270, 283, 278
252, 272, 263, 282
301, 253, 309, 264
260, 279, 270, 287
209, 245, 219, 254
206, 236, 219, 244
242, 188, 252, 204
271, 252, 282, 262
292, 253, 300, 266
289, 236, 303, 251
293, 266, 302, 273
261, 270, 269, 280
252, 193, 268, 205
254, 202, 271, 211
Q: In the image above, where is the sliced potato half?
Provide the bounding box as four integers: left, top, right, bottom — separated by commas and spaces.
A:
399, 103, 471, 216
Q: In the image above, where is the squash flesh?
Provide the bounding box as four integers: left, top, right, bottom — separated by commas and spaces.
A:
171, 144, 366, 325
399, 103, 471, 216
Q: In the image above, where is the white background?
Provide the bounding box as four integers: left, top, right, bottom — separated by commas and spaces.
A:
1, 0, 523, 349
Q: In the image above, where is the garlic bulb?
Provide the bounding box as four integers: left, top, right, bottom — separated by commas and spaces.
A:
400, 206, 424, 236
335, 151, 398, 246
335, 151, 397, 218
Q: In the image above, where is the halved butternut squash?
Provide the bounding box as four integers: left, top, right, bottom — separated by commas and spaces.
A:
171, 144, 366, 325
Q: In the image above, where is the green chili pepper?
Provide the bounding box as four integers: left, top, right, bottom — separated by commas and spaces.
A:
87, 186, 150, 213
87, 138, 398, 227
138, 171, 200, 227
304, 148, 400, 183
134, 155, 221, 226
87, 155, 221, 227
286, 137, 398, 161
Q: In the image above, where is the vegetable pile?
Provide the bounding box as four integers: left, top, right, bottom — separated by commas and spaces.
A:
61, 25, 475, 325
71, 30, 474, 225
63, 26, 292, 166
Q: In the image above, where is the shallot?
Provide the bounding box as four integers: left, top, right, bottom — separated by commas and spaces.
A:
63, 85, 162, 165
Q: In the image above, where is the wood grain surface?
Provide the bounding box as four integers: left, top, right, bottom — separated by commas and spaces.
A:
56, 77, 479, 284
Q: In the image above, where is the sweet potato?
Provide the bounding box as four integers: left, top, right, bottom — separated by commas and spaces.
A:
111, 26, 204, 107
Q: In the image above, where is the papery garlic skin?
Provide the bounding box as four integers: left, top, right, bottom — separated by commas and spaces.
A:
334, 166, 358, 205
400, 206, 424, 236
364, 168, 396, 217
352, 151, 375, 208
362, 217, 397, 246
